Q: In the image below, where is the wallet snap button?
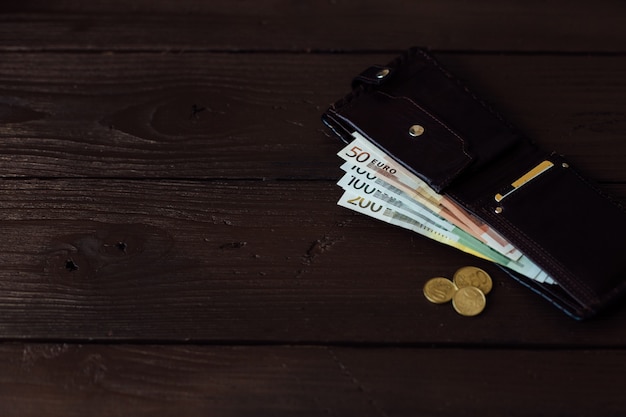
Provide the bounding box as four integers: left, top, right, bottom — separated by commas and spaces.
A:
494, 206, 503, 214
409, 124, 425, 137
375, 68, 390, 79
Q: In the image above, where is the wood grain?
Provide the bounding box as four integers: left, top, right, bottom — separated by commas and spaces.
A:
0, 53, 625, 181
0, 0, 625, 52
1, 1, 626, 415
1, 343, 625, 417
0, 179, 624, 343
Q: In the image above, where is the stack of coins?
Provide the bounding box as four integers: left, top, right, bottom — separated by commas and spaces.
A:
423, 266, 492, 316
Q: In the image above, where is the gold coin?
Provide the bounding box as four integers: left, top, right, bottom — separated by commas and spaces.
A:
423, 277, 457, 304
453, 266, 493, 295
452, 286, 486, 317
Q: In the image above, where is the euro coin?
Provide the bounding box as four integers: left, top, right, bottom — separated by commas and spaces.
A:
423, 277, 457, 304
453, 266, 492, 295
452, 286, 486, 317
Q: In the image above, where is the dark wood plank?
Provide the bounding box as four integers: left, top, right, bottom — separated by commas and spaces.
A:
0, 1, 624, 416
1, 0, 626, 52
334, 347, 626, 417
0, 344, 380, 417
1, 343, 626, 417
0, 53, 625, 181
0, 179, 624, 343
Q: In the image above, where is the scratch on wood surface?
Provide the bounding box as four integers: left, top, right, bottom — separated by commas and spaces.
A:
21, 344, 71, 371
219, 241, 247, 249
301, 234, 343, 266
75, 353, 108, 388
286, 120, 305, 127
327, 348, 389, 417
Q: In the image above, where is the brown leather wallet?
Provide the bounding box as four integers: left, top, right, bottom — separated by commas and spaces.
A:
322, 47, 626, 319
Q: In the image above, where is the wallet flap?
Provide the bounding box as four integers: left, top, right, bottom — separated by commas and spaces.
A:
325, 48, 526, 193
328, 90, 473, 193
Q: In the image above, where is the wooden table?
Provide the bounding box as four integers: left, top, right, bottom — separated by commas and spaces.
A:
1, 1, 625, 415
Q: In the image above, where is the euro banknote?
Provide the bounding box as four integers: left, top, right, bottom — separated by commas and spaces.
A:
335, 133, 555, 285
337, 132, 520, 259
